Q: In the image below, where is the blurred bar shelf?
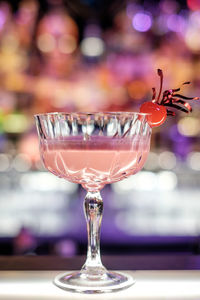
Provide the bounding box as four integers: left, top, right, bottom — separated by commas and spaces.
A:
0, 255, 200, 270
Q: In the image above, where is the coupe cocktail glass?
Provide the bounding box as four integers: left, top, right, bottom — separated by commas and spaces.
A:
35, 112, 152, 293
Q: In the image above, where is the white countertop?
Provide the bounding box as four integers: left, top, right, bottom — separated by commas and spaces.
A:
0, 270, 200, 299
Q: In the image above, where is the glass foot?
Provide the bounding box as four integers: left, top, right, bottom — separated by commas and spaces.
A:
54, 270, 135, 293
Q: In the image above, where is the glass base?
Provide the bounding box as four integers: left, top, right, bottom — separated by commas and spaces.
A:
54, 270, 135, 293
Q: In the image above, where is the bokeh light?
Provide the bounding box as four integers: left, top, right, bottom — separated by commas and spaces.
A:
37, 33, 55, 53
157, 171, 177, 190
159, 151, 177, 170
167, 14, 186, 33
12, 153, 31, 172
187, 0, 200, 11
177, 117, 200, 137
81, 37, 105, 57
0, 154, 10, 172
187, 151, 200, 170
144, 152, 159, 171
127, 80, 147, 101
3, 113, 29, 134
132, 12, 152, 32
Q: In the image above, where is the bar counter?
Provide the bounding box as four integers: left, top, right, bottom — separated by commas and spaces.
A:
0, 256, 200, 299
1, 270, 200, 299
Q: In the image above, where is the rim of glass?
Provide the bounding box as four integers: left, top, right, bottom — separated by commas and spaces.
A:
34, 111, 151, 117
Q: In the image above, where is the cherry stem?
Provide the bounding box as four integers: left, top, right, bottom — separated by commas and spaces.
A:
151, 68, 199, 116
152, 87, 156, 101
157, 69, 163, 104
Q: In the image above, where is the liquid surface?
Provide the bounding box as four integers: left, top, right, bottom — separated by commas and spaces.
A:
40, 136, 150, 190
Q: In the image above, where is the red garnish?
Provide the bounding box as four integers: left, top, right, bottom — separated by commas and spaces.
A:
140, 69, 199, 127
140, 102, 167, 127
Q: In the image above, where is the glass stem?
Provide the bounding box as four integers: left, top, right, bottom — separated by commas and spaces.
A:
81, 191, 106, 277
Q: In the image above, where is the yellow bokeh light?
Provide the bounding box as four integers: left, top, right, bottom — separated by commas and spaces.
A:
185, 28, 200, 52
178, 117, 200, 136
3, 113, 29, 134
127, 80, 147, 101
37, 33, 55, 53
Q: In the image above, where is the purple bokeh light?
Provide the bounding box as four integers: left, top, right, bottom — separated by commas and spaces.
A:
132, 12, 152, 32
167, 14, 186, 33
0, 10, 6, 29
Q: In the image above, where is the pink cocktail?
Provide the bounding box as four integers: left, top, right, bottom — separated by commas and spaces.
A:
41, 135, 150, 191
35, 112, 151, 293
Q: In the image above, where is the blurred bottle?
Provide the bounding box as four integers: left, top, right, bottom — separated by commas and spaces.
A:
13, 227, 37, 255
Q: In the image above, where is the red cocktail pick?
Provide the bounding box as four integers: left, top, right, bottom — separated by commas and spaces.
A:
140, 69, 199, 127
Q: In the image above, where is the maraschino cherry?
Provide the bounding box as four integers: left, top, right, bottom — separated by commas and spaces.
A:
140, 69, 199, 127
140, 102, 167, 127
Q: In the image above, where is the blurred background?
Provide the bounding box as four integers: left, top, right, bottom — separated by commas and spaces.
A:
0, 0, 200, 257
